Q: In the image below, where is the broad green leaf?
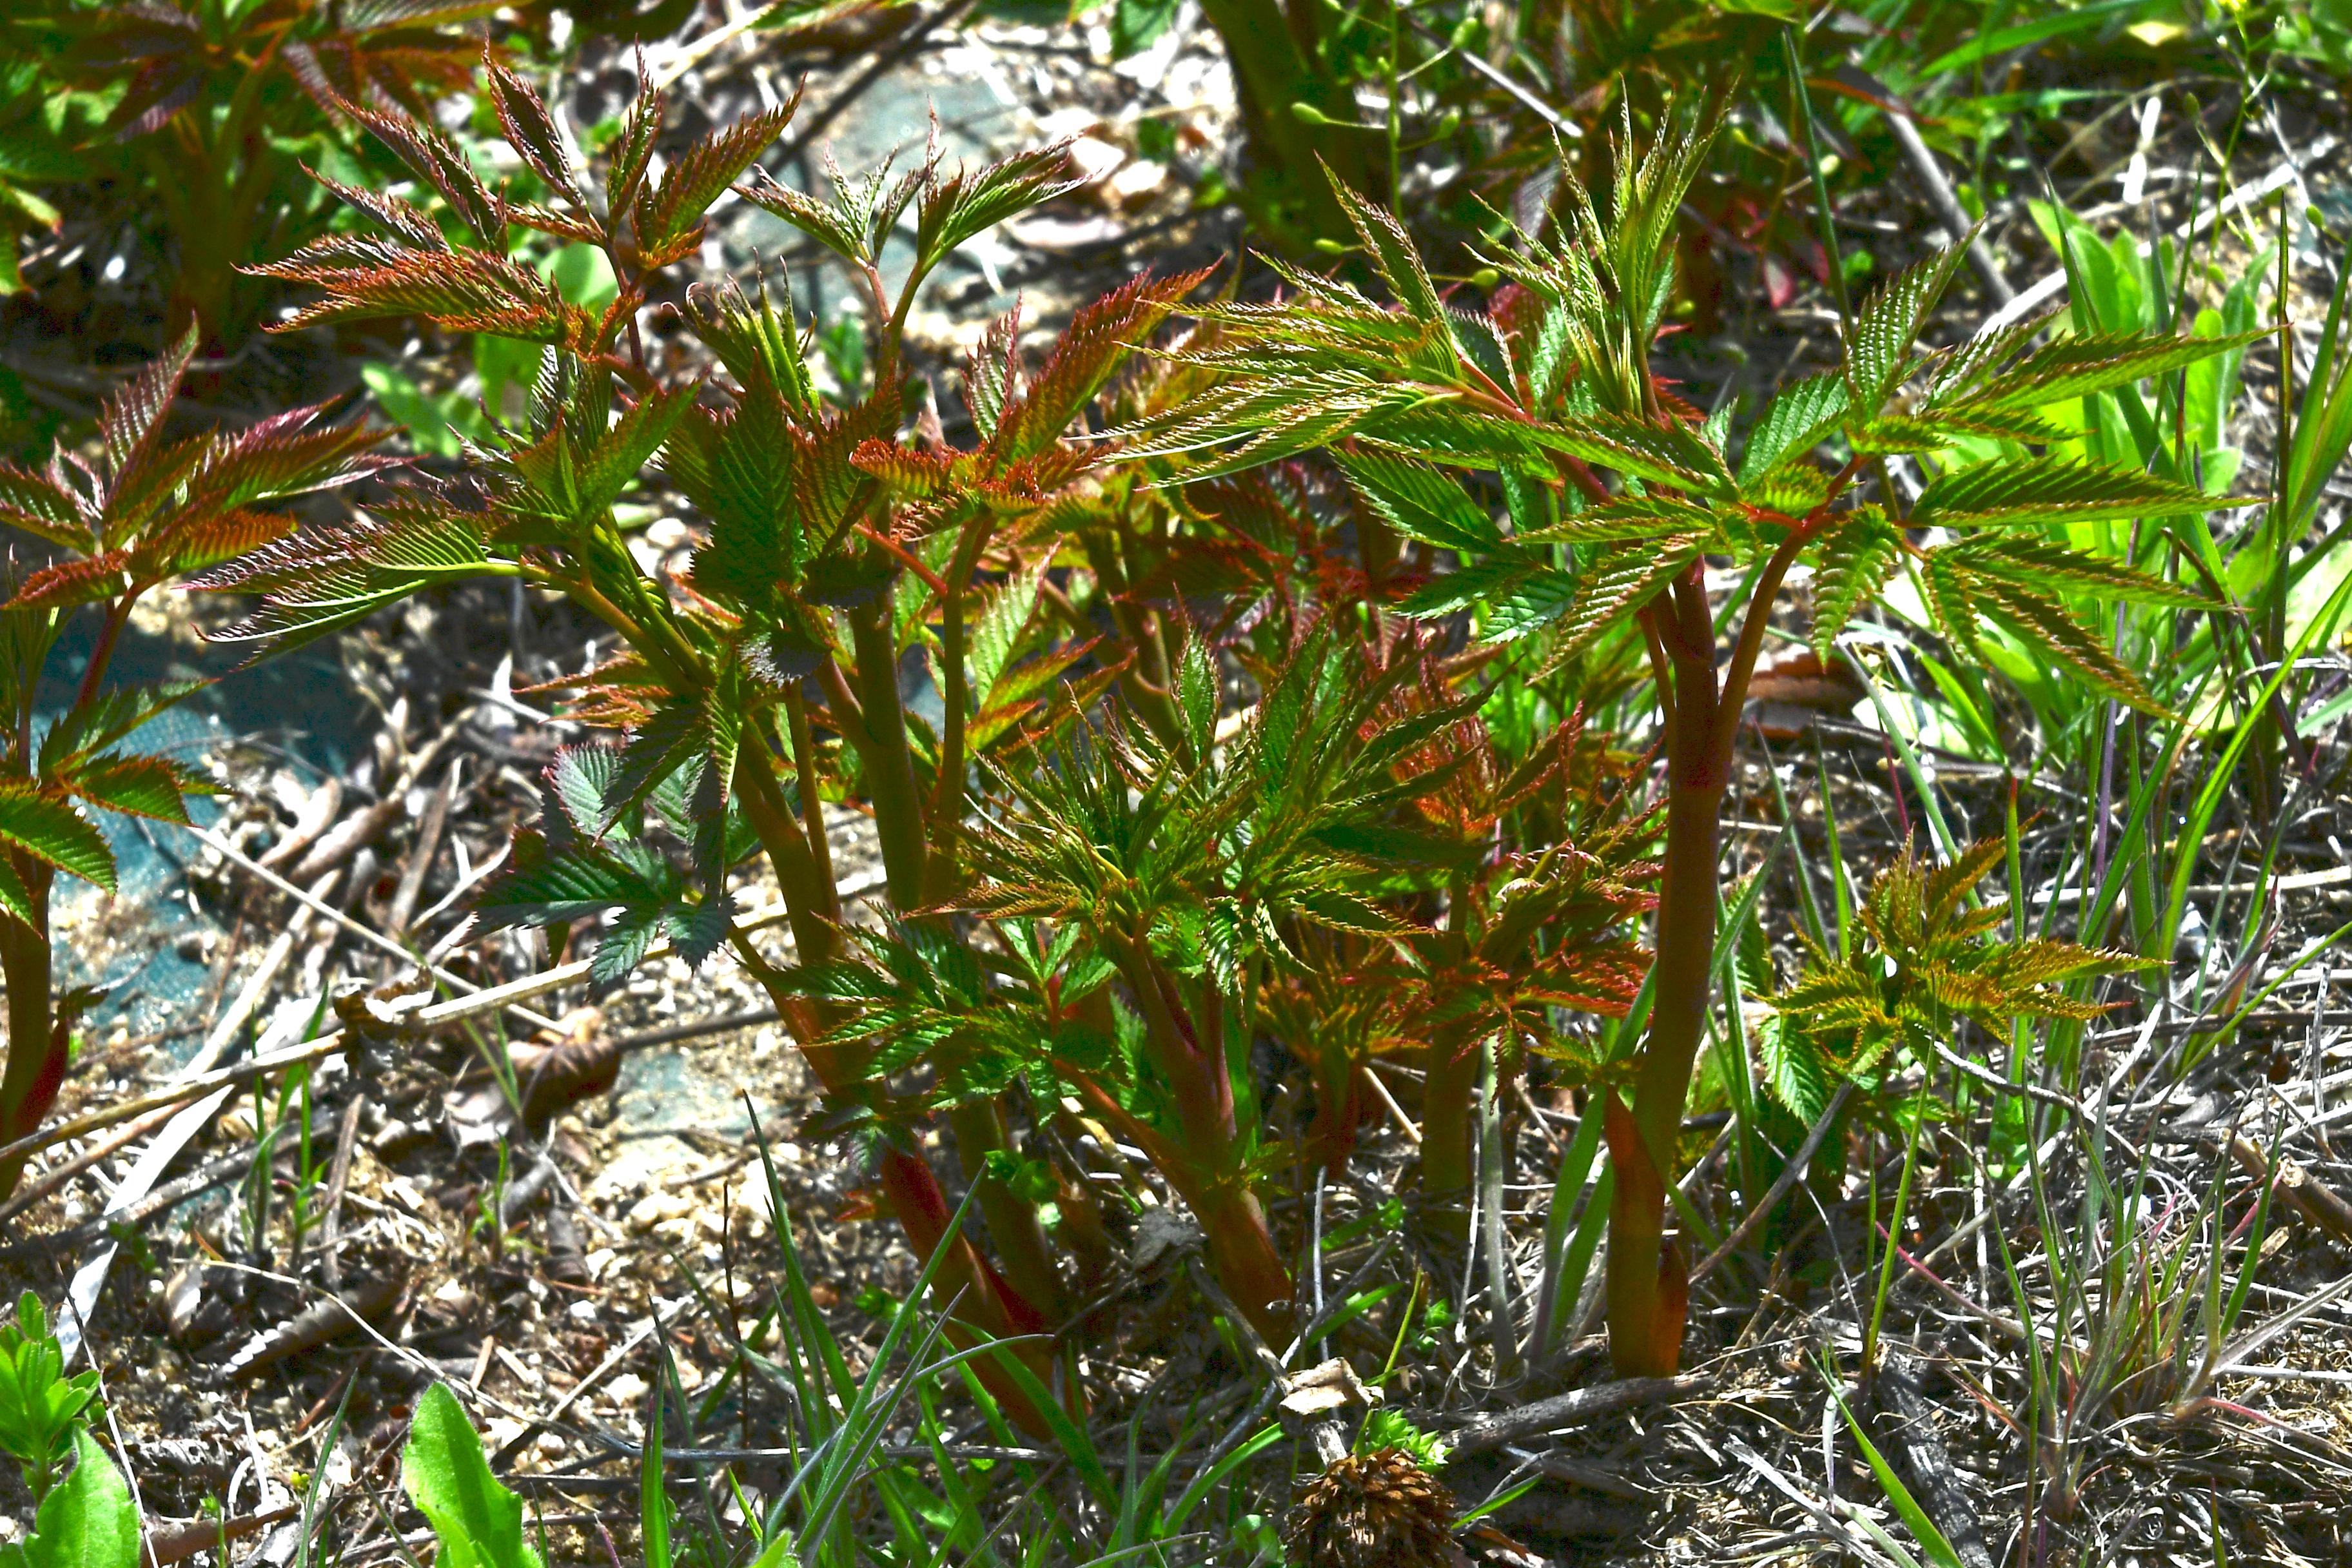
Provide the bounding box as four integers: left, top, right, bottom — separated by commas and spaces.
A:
968, 558, 1047, 704
1928, 562, 2172, 716
1843, 239, 1971, 410
574, 382, 698, 518
1944, 327, 2268, 413
402, 1384, 544, 1568
1551, 530, 1710, 663
16, 1431, 139, 1568
60, 753, 206, 825
1739, 371, 1847, 482
1396, 558, 1534, 620
1331, 178, 1448, 337
1482, 569, 1580, 640
1529, 411, 1732, 496
1518, 493, 1718, 544
1943, 536, 2209, 607
37, 680, 206, 772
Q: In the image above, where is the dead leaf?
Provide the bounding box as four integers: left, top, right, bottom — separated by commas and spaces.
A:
1279, 1357, 1380, 1417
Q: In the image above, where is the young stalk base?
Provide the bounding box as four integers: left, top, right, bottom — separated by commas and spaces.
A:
1123, 946, 1296, 1342
0, 882, 55, 1200
732, 749, 1068, 1430
1607, 544, 1804, 1377
1419, 1023, 1481, 1243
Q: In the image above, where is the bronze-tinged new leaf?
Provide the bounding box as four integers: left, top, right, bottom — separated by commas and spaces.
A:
485, 52, 580, 197
182, 403, 394, 514
144, 508, 297, 578
99, 328, 196, 491
251, 247, 587, 346
192, 497, 497, 652
0, 780, 115, 892
997, 266, 1212, 459
850, 438, 956, 500
0, 464, 92, 551
346, 103, 507, 251
963, 303, 1021, 442
636, 99, 799, 251
735, 164, 868, 266
9, 551, 133, 612
305, 170, 451, 252
603, 67, 664, 217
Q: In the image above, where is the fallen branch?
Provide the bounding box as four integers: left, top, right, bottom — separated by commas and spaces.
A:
2210, 1130, 2352, 1247
146, 1505, 302, 1568
222, 1270, 406, 1382
189, 825, 566, 1037
1443, 1374, 1706, 1455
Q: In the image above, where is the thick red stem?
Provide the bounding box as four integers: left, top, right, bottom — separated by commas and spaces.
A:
1605, 531, 1814, 1375
1605, 567, 1721, 1377
0, 867, 55, 1200
1420, 1022, 1480, 1237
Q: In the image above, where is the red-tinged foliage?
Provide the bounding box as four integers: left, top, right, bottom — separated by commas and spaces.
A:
0, 333, 388, 1198
53, 0, 500, 343
1118, 112, 2237, 1375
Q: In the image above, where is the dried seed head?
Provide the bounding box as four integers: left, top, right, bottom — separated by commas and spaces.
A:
1282, 1447, 1466, 1568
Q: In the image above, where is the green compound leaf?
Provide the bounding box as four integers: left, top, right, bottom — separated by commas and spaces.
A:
1809, 506, 1903, 660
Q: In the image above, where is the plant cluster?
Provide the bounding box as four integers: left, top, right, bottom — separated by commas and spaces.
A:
119, 58, 2260, 1411
1119, 108, 2257, 1373
5, 6, 2349, 1562
175, 61, 1688, 1421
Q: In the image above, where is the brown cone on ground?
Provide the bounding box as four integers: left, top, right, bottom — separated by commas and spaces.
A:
1282, 1447, 1471, 1568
